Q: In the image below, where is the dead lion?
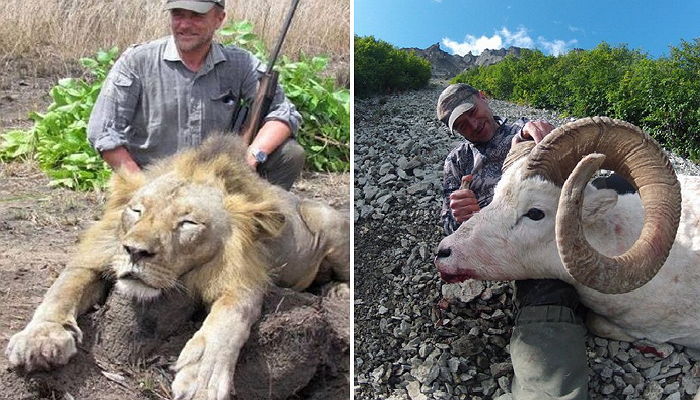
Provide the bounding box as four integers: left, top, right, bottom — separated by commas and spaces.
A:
5, 136, 350, 399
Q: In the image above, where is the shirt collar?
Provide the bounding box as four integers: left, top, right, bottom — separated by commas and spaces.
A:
164, 36, 181, 62
163, 36, 227, 66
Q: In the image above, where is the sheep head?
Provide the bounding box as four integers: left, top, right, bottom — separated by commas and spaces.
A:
435, 117, 682, 294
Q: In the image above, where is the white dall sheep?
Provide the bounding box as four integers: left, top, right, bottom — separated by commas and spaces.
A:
434, 117, 700, 349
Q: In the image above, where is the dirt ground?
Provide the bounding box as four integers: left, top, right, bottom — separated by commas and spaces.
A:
0, 59, 350, 399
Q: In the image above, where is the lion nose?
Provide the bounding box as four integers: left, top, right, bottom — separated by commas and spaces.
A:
123, 245, 156, 263
435, 246, 452, 261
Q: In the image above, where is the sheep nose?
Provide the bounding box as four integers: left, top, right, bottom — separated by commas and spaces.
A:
435, 246, 452, 260
123, 245, 156, 263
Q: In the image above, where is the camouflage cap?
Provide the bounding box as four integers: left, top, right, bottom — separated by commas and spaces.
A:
164, 0, 225, 13
436, 83, 480, 131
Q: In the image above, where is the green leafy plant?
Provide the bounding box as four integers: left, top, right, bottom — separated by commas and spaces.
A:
219, 20, 350, 172
1, 47, 118, 189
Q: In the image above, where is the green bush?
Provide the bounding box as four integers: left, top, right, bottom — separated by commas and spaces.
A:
354, 35, 431, 97
451, 39, 700, 161
0, 20, 350, 189
220, 21, 350, 172
0, 48, 117, 190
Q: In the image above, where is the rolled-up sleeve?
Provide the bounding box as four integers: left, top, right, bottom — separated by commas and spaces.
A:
87, 55, 142, 152
239, 52, 302, 134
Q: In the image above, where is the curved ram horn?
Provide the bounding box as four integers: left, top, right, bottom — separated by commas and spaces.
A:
524, 117, 681, 294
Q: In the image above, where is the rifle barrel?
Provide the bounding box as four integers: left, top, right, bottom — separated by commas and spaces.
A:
268, 0, 301, 68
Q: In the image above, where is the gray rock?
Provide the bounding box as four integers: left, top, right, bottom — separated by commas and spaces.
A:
601, 384, 616, 395
451, 336, 484, 357
635, 340, 675, 359
406, 380, 427, 400
663, 392, 681, 400
490, 362, 513, 379
441, 280, 485, 303
633, 354, 659, 369
643, 381, 664, 400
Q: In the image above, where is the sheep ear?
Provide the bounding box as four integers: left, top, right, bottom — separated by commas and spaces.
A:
583, 188, 617, 219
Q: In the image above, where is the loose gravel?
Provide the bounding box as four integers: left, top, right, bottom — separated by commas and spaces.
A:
353, 81, 700, 400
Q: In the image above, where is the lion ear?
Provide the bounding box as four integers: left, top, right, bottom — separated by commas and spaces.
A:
107, 170, 145, 209
226, 196, 286, 238
252, 209, 286, 238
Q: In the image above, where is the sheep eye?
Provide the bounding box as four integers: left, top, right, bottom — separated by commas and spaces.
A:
128, 206, 142, 215
525, 208, 545, 221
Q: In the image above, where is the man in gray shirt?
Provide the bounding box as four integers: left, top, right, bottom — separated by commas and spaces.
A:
87, 0, 304, 190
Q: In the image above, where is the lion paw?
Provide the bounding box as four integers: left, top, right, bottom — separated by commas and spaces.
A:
6, 321, 82, 371
171, 333, 235, 400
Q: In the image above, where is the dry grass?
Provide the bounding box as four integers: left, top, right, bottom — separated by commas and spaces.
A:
0, 0, 348, 75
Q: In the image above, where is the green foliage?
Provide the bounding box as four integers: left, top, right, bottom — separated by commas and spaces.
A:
219, 20, 350, 172
0, 20, 350, 190
218, 20, 267, 61
0, 48, 118, 190
354, 35, 431, 97
278, 55, 350, 171
451, 40, 700, 161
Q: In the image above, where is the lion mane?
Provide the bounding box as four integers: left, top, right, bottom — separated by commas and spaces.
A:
89, 135, 285, 303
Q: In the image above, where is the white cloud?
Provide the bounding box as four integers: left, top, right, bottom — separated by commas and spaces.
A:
538, 37, 578, 56
498, 27, 535, 48
442, 34, 503, 56
568, 25, 583, 33
442, 26, 577, 56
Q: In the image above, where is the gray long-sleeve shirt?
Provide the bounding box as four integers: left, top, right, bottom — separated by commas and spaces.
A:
441, 117, 528, 235
87, 36, 301, 167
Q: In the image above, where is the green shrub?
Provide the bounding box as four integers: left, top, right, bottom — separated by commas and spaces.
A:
0, 48, 117, 190
354, 35, 431, 97
220, 21, 350, 172
0, 20, 350, 190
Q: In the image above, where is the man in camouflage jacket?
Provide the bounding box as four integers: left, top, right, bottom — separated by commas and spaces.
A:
437, 83, 590, 400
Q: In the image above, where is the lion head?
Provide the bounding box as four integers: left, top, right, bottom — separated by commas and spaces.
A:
101, 136, 286, 302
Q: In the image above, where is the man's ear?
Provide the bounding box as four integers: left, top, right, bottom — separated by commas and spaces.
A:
107, 170, 145, 209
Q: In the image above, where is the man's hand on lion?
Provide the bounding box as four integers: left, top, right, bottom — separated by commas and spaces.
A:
6, 320, 82, 371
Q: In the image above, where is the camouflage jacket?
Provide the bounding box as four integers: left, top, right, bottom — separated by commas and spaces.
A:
441, 116, 528, 235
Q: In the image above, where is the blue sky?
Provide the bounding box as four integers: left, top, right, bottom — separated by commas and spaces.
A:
354, 1, 699, 58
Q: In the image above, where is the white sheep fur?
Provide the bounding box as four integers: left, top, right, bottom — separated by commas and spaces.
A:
436, 156, 700, 349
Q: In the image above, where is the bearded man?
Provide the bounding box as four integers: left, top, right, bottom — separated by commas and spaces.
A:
87, 0, 304, 190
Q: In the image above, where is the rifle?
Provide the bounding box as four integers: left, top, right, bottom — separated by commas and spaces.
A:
239, 0, 300, 146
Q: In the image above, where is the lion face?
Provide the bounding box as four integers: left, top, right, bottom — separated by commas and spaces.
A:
113, 174, 231, 300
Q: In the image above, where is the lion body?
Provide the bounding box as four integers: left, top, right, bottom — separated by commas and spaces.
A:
6, 136, 349, 399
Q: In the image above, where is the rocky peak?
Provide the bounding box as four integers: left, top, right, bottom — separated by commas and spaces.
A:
402, 43, 525, 78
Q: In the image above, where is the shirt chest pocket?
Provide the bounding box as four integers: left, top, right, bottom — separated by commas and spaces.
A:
208, 89, 239, 131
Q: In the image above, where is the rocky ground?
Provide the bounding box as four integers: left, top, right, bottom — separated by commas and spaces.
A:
353, 80, 700, 400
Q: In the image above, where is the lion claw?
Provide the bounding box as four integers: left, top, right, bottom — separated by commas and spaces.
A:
171, 333, 235, 400
6, 321, 80, 371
